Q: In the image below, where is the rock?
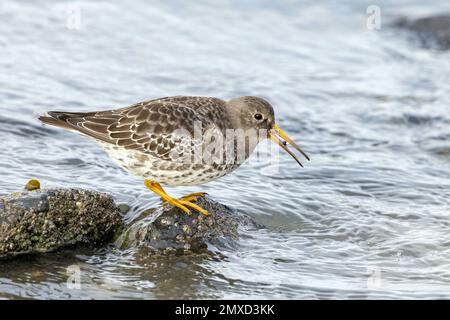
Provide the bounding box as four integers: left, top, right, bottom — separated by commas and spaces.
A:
0, 188, 124, 259
115, 196, 261, 254
117, 203, 131, 215
395, 14, 450, 50
0, 185, 261, 259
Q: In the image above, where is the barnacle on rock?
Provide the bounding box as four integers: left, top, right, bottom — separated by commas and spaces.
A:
0, 188, 124, 259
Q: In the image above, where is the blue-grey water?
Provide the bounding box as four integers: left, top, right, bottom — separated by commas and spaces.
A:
1, 0, 450, 299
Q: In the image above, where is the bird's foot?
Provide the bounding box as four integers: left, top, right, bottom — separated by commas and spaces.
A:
144, 180, 209, 216
177, 198, 209, 216
179, 192, 207, 202
160, 192, 207, 204
162, 192, 209, 215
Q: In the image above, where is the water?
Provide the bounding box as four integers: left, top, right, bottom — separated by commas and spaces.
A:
1, 0, 450, 299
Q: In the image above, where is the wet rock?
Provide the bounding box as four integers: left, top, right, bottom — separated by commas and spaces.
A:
116, 196, 260, 254
395, 14, 450, 50
0, 189, 124, 259
117, 203, 131, 215
0, 186, 261, 259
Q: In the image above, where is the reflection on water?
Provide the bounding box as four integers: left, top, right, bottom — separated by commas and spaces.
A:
1, 0, 450, 299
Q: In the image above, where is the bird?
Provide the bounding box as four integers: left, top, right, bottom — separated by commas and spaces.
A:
39, 96, 309, 216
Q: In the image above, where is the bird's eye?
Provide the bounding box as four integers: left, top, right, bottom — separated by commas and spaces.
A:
254, 113, 263, 121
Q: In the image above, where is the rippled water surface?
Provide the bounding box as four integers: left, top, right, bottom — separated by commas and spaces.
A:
1, 0, 450, 299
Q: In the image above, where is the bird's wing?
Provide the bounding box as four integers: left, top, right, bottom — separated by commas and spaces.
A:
39, 97, 222, 161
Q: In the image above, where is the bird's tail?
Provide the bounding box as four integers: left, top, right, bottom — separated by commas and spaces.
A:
38, 111, 90, 131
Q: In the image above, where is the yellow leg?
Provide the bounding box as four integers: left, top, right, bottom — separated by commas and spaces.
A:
144, 180, 209, 216
162, 192, 207, 202
144, 180, 191, 215
179, 192, 207, 202
153, 183, 166, 195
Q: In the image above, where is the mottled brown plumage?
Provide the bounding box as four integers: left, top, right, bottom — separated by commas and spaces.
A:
42, 96, 226, 156
39, 95, 309, 215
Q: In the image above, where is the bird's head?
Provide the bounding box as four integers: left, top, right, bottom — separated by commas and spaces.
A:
226, 96, 310, 167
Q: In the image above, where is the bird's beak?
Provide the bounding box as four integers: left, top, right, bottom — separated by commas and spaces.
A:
268, 123, 310, 167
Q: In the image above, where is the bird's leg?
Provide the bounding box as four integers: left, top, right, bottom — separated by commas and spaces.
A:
179, 192, 207, 202
154, 185, 206, 204
144, 180, 191, 215
144, 180, 209, 216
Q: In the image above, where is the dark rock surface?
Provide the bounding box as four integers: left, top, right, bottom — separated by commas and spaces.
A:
395, 14, 450, 50
116, 196, 261, 254
0, 189, 124, 259
0, 186, 261, 259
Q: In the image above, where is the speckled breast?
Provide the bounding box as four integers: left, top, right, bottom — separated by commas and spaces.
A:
100, 143, 243, 186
